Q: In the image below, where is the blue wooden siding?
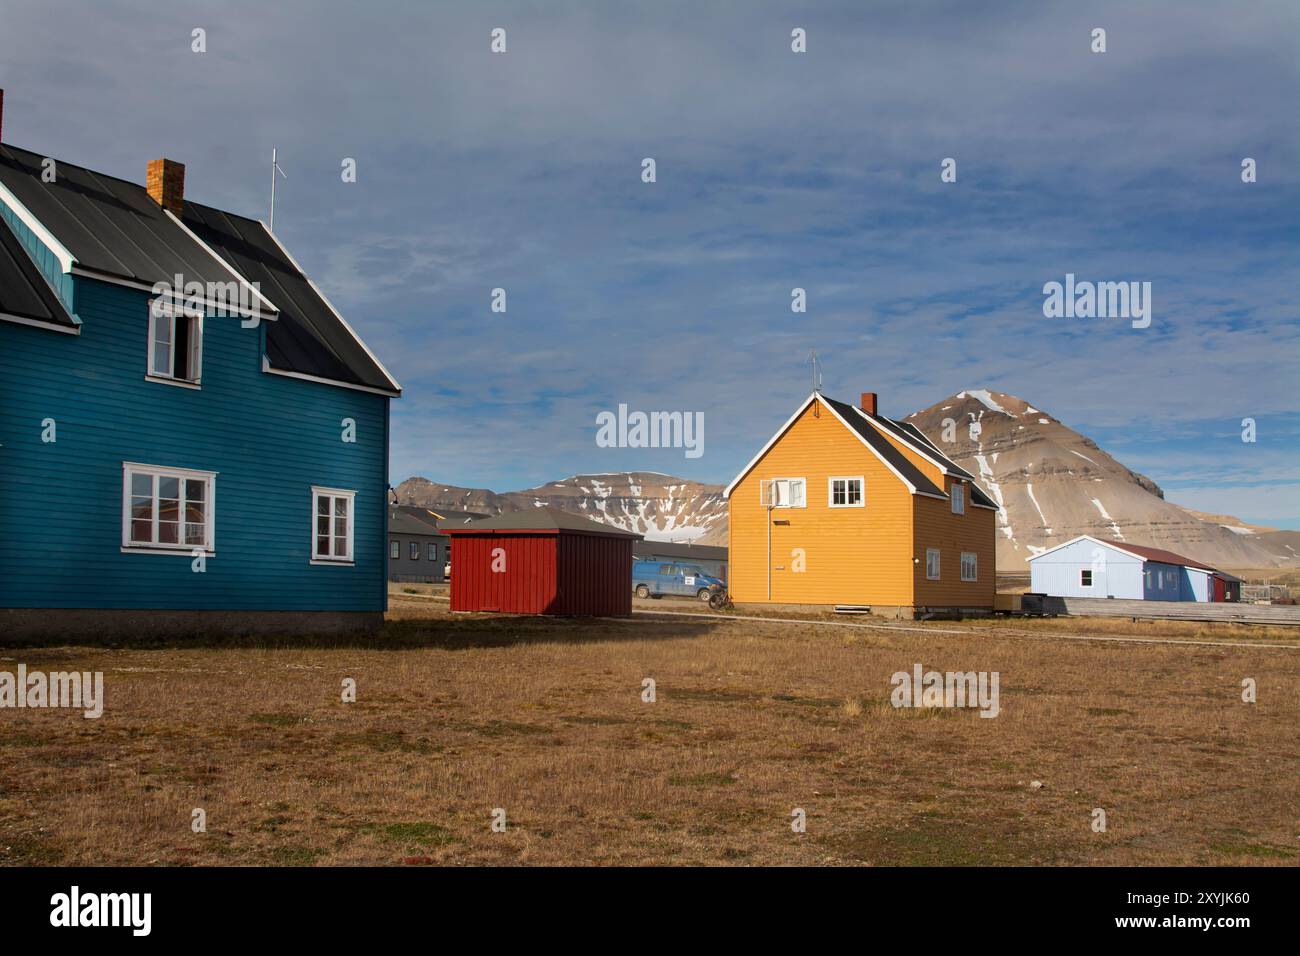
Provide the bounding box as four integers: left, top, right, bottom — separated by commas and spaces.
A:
0, 274, 389, 611
0, 202, 76, 315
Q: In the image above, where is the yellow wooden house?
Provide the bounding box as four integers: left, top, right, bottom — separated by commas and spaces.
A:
725, 391, 997, 616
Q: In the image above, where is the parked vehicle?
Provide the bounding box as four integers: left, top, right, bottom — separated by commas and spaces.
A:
632, 560, 725, 601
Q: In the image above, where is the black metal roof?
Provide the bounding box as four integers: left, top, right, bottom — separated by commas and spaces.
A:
0, 211, 76, 329
870, 413, 1000, 509
0, 144, 235, 288
822, 397, 946, 497
632, 540, 727, 561
443, 507, 642, 538
388, 510, 443, 536
181, 202, 398, 393
0, 143, 399, 395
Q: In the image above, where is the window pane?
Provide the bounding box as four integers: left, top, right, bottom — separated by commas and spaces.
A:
185, 522, 205, 545
317, 535, 330, 556
185, 479, 205, 503
132, 473, 152, 497
335, 515, 347, 540
159, 476, 180, 500
317, 514, 330, 536
428, 544, 436, 561
158, 520, 179, 544
131, 517, 152, 542
333, 533, 347, 557
334, 497, 348, 518
317, 495, 330, 516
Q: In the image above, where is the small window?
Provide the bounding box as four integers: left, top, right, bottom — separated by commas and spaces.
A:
763, 477, 806, 508
122, 463, 215, 552
148, 299, 202, 384
659, 564, 674, 575
409, 541, 419, 560
427, 543, 437, 561
312, 487, 355, 563
828, 476, 864, 508
926, 548, 940, 580
951, 484, 965, 515
1080, 568, 1093, 587
390, 540, 399, 559
961, 552, 977, 581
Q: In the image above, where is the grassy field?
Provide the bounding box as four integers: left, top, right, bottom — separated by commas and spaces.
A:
2, 593, 1297, 866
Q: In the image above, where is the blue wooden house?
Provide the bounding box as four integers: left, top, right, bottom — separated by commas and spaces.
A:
1027, 536, 1239, 603
0, 103, 401, 637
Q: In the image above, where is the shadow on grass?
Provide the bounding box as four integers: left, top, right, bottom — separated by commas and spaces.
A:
0, 612, 722, 652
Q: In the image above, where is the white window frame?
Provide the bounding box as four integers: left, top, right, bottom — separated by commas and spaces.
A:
311, 486, 356, 565
961, 551, 977, 582
121, 462, 216, 555
762, 476, 806, 508
951, 483, 965, 515
827, 475, 865, 509
147, 299, 203, 387
926, 548, 940, 580
1080, 568, 1094, 588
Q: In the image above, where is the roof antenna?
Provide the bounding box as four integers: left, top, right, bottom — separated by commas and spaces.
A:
269, 148, 288, 231
810, 348, 822, 416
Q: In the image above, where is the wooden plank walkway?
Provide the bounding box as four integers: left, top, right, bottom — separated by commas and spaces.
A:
1049, 596, 1300, 626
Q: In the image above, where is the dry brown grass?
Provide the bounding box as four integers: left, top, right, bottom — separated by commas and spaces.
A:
1, 599, 1296, 867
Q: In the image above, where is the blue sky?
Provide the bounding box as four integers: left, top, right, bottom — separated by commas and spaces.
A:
4, 0, 1297, 525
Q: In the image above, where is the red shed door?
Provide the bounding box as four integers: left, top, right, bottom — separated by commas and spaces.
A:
1212, 576, 1226, 602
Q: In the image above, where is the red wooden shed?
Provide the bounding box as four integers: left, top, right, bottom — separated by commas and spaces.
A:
441, 508, 641, 616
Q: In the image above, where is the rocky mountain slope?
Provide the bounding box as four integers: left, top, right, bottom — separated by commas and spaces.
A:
395, 472, 728, 544
904, 389, 1289, 572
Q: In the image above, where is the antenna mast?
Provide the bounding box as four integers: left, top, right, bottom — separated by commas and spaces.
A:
269, 148, 287, 230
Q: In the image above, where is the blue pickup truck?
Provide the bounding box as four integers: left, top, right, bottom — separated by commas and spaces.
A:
632, 560, 725, 601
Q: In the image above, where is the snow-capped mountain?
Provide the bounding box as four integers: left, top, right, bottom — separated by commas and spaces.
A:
395, 472, 728, 544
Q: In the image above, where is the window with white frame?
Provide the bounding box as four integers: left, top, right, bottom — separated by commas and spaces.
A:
427, 543, 437, 561
926, 548, 940, 580
389, 540, 399, 559
409, 541, 419, 560
1080, 568, 1094, 587
312, 487, 355, 562
961, 551, 977, 581
828, 476, 864, 508
148, 299, 203, 384
951, 483, 965, 514
122, 463, 215, 552
762, 477, 806, 508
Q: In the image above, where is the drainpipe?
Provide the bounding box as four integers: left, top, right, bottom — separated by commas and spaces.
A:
766, 504, 774, 600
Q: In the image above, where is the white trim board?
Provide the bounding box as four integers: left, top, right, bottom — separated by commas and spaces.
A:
0, 311, 80, 335
261, 355, 401, 397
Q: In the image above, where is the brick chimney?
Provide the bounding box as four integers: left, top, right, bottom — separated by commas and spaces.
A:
860, 392, 878, 416
146, 158, 185, 214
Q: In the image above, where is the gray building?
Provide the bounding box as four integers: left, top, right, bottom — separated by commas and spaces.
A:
388, 506, 488, 583
632, 540, 728, 583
